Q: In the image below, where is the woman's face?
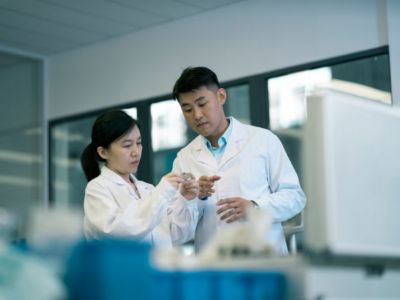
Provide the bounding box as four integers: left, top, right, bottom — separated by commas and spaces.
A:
99, 126, 142, 180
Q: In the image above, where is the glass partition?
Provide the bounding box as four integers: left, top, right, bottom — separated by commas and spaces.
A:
151, 100, 188, 184
225, 84, 251, 125
151, 100, 187, 152
268, 53, 391, 131
267, 52, 392, 179
50, 116, 95, 207
0, 52, 43, 239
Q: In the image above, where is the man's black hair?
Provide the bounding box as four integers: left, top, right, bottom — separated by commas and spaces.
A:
172, 66, 220, 101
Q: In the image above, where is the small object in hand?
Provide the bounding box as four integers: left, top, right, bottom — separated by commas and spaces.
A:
181, 172, 192, 181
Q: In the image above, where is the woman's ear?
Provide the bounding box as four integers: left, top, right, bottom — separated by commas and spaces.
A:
97, 146, 108, 160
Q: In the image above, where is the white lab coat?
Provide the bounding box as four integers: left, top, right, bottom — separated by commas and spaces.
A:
172, 117, 306, 254
83, 166, 199, 247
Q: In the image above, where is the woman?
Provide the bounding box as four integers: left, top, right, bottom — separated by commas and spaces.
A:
80, 110, 199, 247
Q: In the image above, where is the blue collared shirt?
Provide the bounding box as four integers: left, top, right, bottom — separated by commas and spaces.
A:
203, 118, 233, 163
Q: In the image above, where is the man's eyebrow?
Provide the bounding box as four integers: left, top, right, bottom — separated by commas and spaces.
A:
180, 96, 206, 107
194, 96, 206, 102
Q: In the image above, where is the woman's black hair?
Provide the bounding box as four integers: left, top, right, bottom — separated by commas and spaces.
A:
80, 110, 140, 181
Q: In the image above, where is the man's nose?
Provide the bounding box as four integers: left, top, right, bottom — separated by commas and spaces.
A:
193, 107, 203, 119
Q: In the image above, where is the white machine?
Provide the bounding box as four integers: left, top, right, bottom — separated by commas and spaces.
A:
299, 84, 400, 299
304, 86, 400, 257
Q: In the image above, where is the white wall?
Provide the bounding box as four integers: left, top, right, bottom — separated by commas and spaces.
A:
48, 0, 394, 119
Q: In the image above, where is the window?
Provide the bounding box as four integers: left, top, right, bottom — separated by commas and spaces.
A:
268, 68, 331, 130
266, 50, 391, 182
268, 52, 391, 131
50, 116, 96, 207
150, 100, 188, 183
225, 84, 251, 125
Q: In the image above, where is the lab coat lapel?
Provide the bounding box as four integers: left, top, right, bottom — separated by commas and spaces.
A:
101, 166, 128, 185
101, 166, 137, 197
192, 136, 218, 169
218, 118, 246, 170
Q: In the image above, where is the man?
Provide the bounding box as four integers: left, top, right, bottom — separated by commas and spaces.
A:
171, 66, 306, 254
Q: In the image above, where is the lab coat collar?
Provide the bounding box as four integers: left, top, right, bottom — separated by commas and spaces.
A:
218, 117, 246, 168
100, 165, 137, 186
192, 117, 246, 169
192, 137, 217, 168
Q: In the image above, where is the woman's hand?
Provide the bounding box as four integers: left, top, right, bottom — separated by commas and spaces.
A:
179, 173, 199, 200
163, 173, 198, 200
163, 173, 184, 189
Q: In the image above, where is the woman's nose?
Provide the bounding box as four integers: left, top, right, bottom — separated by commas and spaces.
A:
131, 145, 139, 156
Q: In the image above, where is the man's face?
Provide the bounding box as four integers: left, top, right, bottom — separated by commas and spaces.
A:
178, 86, 227, 139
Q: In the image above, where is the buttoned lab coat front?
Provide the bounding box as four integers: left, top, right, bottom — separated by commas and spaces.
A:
83, 166, 199, 247
172, 118, 306, 254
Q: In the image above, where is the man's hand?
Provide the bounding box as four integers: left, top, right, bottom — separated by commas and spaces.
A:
216, 197, 254, 223
198, 175, 221, 199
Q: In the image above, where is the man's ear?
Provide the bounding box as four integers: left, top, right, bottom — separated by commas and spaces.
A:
97, 146, 108, 160
217, 88, 227, 105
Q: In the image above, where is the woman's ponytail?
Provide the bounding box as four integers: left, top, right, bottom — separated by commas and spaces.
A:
80, 142, 100, 181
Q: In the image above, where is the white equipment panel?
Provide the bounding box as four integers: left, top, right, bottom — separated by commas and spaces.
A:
304, 89, 400, 257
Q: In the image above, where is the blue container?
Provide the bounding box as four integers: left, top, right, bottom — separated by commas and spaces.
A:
64, 238, 151, 300
152, 270, 286, 300
64, 239, 286, 300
